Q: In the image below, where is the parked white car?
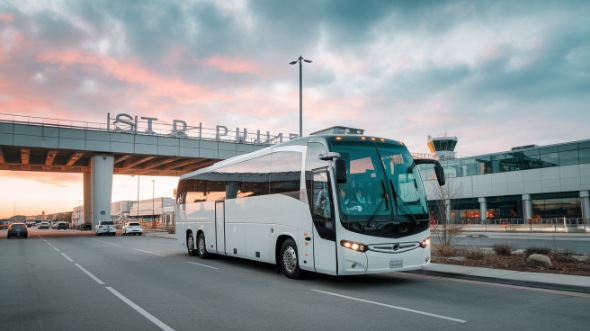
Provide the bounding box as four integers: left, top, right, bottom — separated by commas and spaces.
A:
122, 222, 143, 236
95, 220, 116, 236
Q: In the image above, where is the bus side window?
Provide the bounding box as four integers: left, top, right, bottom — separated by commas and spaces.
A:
312, 170, 335, 241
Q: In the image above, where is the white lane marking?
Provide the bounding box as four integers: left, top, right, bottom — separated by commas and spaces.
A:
106, 287, 175, 331
75, 263, 104, 285
94, 239, 122, 247
312, 289, 467, 324
60, 252, 74, 262
187, 261, 219, 270
134, 248, 165, 257
52, 246, 60, 252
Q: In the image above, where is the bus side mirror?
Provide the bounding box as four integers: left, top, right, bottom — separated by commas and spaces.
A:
434, 162, 445, 186
334, 159, 347, 184
414, 158, 445, 186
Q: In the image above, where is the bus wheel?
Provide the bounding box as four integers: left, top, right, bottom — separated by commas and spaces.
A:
197, 233, 209, 259
280, 239, 302, 279
187, 234, 196, 256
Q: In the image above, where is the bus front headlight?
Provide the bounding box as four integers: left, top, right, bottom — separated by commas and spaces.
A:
420, 237, 431, 248
340, 240, 368, 253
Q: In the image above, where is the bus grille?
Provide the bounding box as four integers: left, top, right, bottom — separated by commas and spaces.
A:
368, 242, 420, 253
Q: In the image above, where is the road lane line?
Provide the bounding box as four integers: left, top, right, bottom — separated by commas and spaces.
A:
52, 246, 60, 252
106, 287, 175, 331
75, 263, 105, 285
60, 252, 74, 262
134, 248, 165, 257
94, 239, 122, 247
312, 289, 467, 324
187, 261, 219, 270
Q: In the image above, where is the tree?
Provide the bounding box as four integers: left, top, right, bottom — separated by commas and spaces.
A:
429, 180, 463, 247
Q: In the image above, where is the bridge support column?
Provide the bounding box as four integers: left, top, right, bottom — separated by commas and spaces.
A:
91, 154, 114, 228
83, 172, 92, 225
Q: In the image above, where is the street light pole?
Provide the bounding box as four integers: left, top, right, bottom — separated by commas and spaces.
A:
152, 180, 155, 227
289, 55, 312, 137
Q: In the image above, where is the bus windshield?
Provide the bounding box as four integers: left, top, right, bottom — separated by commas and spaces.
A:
330, 141, 429, 238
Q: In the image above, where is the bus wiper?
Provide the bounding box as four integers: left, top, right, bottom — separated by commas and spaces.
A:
388, 179, 398, 211
366, 197, 385, 227
389, 179, 419, 225
367, 181, 388, 227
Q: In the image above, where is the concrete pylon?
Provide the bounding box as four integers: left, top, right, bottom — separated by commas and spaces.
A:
91, 154, 114, 227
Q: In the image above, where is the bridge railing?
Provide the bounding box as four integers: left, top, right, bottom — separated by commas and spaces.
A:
0, 112, 294, 146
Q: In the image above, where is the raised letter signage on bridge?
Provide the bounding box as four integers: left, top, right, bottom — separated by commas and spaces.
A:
108, 113, 298, 145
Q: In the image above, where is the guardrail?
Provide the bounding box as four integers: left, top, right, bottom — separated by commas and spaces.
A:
0, 112, 292, 146
434, 218, 590, 233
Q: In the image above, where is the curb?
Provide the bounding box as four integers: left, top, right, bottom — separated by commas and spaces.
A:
411, 269, 590, 294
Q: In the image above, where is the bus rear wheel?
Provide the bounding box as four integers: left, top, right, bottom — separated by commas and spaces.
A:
280, 239, 302, 279
197, 233, 209, 259
187, 234, 196, 256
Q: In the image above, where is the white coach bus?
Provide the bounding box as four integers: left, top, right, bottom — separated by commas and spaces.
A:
175, 134, 445, 279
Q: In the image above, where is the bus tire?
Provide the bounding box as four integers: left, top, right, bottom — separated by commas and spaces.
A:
187, 233, 196, 256
280, 239, 302, 279
197, 233, 209, 259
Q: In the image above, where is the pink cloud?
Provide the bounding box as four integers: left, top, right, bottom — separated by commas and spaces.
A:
37, 50, 227, 105
0, 13, 14, 23
202, 56, 260, 74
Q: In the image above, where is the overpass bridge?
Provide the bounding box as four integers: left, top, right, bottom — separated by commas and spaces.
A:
0, 113, 290, 226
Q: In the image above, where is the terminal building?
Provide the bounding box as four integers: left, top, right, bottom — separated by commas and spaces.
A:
420, 134, 590, 226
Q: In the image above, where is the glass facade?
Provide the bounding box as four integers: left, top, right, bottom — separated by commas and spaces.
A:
419, 139, 590, 179
421, 139, 589, 224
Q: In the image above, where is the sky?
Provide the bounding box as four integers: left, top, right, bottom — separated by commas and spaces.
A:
1, 0, 589, 218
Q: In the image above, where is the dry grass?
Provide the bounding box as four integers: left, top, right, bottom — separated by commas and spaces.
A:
432, 245, 590, 277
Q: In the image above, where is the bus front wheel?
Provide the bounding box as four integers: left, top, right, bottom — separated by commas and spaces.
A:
198, 233, 209, 259
187, 234, 196, 256
280, 239, 302, 279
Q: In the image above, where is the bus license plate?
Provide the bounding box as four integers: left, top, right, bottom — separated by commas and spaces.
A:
390, 259, 403, 269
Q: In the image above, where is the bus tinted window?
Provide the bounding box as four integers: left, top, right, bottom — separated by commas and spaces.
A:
270, 151, 301, 196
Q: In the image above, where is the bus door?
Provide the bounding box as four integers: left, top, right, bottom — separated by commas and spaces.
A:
311, 169, 337, 275
215, 201, 226, 255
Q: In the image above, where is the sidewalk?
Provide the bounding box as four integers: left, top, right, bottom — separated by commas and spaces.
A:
416, 263, 590, 294
143, 229, 176, 240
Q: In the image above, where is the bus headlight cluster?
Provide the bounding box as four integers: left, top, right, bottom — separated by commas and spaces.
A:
340, 240, 368, 252
420, 237, 431, 248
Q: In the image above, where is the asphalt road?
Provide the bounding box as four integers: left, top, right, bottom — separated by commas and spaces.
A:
1, 228, 589, 330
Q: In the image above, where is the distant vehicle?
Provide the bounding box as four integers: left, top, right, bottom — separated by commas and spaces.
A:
26, 221, 35, 228
7, 223, 28, 239
51, 222, 59, 229
39, 222, 50, 229
95, 221, 116, 236
122, 222, 143, 236
0, 221, 8, 230
79, 223, 92, 231
57, 222, 68, 230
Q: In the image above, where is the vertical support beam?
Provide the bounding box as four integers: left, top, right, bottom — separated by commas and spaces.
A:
581, 191, 590, 225
522, 194, 532, 223
91, 154, 114, 227
83, 172, 92, 225
478, 197, 487, 224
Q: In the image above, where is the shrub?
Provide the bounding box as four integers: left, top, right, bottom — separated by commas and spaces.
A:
493, 244, 512, 256
554, 250, 577, 263
465, 249, 485, 260
525, 247, 551, 257
435, 245, 457, 257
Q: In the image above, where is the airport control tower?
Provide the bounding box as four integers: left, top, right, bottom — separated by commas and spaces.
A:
427, 133, 458, 160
